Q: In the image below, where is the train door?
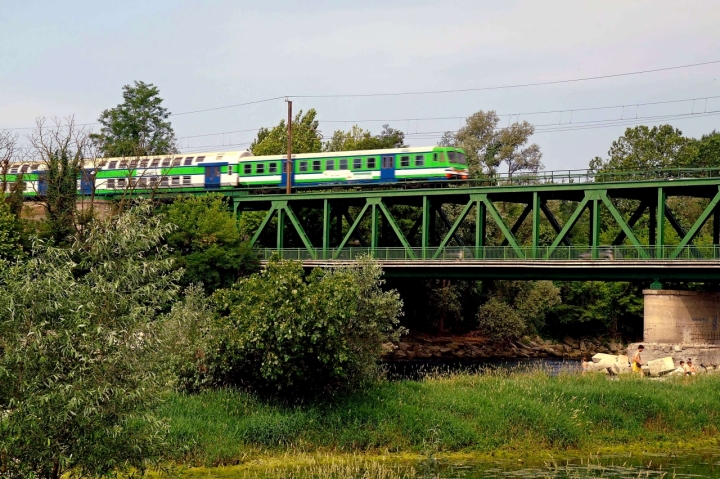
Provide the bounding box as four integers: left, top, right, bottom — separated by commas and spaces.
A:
381, 155, 395, 181
80, 169, 95, 195
280, 160, 293, 188
204, 165, 221, 189
37, 172, 47, 196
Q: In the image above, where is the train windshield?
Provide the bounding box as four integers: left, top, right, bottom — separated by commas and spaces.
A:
457, 152, 466, 164
447, 151, 456, 163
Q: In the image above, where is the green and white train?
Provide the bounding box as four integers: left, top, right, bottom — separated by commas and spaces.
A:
3, 146, 468, 196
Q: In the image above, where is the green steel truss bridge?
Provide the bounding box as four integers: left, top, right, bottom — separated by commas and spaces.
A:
222, 168, 720, 281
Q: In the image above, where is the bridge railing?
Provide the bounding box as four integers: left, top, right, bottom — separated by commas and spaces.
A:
257, 245, 720, 261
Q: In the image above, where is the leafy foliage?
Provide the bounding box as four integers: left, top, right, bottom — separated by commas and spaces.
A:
181, 257, 404, 399
250, 109, 322, 156
324, 124, 406, 151
163, 195, 259, 292
0, 201, 21, 260
440, 110, 542, 177
0, 202, 181, 479
92, 81, 177, 157
476, 297, 526, 341
589, 125, 697, 172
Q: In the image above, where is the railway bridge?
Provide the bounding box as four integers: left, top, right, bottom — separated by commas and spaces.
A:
225, 169, 720, 282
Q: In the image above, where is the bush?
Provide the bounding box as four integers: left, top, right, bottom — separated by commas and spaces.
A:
173, 257, 404, 399
476, 297, 526, 341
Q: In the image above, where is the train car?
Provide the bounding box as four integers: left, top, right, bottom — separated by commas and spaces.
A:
2, 146, 467, 196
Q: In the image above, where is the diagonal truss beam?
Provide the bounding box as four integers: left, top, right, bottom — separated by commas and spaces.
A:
431, 200, 474, 259
342, 207, 368, 247
598, 191, 649, 259
250, 204, 277, 246
378, 201, 417, 259
334, 203, 370, 258
501, 203, 532, 247
282, 204, 317, 259
540, 201, 573, 247
546, 195, 590, 258
670, 188, 720, 259
611, 200, 647, 246
665, 205, 701, 258
437, 205, 465, 246
478, 194, 525, 258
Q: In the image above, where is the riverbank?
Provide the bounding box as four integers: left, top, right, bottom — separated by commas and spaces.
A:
160, 371, 720, 467
382, 334, 626, 361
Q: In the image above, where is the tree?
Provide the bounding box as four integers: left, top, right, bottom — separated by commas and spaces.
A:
0, 202, 181, 479
250, 109, 323, 156
324, 124, 406, 152
163, 195, 260, 292
194, 257, 404, 398
91, 81, 177, 158
589, 124, 697, 173
476, 298, 526, 341
694, 130, 720, 169
0, 202, 22, 260
440, 110, 542, 177
29, 117, 93, 244
0, 129, 25, 218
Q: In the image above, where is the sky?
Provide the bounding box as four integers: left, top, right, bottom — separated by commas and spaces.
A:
1, 0, 719, 171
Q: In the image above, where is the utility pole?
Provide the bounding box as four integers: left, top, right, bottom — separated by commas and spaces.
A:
285, 98, 292, 194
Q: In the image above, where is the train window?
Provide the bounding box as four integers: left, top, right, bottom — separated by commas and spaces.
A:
447, 151, 456, 163
172, 158, 181, 166
107, 161, 116, 169
10, 166, 18, 174
139, 159, 149, 168
160, 177, 168, 187
339, 159, 348, 170
243, 164, 252, 174
20, 165, 28, 173
434, 153, 438, 162
150, 159, 160, 167
326, 159, 335, 170
415, 155, 424, 167
119, 161, 128, 169
256, 163, 265, 174
162, 158, 171, 167
312, 160, 321, 171
171, 177, 180, 186
196, 156, 205, 163
215, 155, 223, 162
107, 179, 115, 189
129, 160, 138, 168
382, 156, 394, 168
5, 182, 14, 191
31, 163, 39, 170
269, 162, 278, 173
400, 156, 410, 167
367, 158, 376, 168
457, 153, 466, 164
299, 161, 308, 172
117, 178, 126, 188
138, 177, 147, 187
184, 157, 194, 166
353, 158, 362, 169
183, 176, 191, 185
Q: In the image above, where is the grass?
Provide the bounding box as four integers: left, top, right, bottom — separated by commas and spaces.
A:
158, 370, 720, 467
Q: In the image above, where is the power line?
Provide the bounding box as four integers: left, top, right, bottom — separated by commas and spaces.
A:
171, 96, 285, 116
290, 60, 720, 99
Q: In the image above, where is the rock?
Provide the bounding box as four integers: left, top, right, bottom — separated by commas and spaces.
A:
579, 341, 586, 351
647, 357, 676, 376
394, 350, 407, 359
592, 353, 618, 365
562, 344, 572, 353
447, 342, 460, 351
563, 336, 579, 349
439, 347, 452, 354
397, 342, 410, 351
674, 345, 683, 352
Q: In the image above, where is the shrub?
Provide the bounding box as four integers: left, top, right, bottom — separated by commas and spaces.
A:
476, 297, 526, 341
177, 256, 404, 399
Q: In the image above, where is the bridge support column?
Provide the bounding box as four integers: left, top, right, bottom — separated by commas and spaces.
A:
532, 192, 540, 259
276, 207, 285, 250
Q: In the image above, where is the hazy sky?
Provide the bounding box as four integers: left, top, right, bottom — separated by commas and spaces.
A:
2, 0, 719, 170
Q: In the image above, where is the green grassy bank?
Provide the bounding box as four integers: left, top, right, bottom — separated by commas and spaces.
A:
160, 372, 720, 466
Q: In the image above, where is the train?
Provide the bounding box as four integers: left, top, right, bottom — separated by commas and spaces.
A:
2, 145, 469, 196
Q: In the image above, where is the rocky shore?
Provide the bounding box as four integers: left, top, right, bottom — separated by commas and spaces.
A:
383, 334, 626, 361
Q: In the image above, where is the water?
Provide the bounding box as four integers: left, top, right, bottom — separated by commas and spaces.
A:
386, 358, 581, 381
172, 452, 720, 478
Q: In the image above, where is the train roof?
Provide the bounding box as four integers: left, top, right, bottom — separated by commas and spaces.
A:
236, 146, 460, 162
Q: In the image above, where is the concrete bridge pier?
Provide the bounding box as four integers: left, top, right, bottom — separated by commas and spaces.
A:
629, 289, 720, 368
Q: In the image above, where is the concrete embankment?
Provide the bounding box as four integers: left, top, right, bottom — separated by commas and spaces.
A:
383, 334, 626, 361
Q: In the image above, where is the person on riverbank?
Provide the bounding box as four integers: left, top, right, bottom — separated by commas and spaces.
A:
632, 345, 644, 377
686, 359, 697, 376
581, 356, 590, 375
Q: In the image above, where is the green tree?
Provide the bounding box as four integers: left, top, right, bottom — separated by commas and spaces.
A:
589, 124, 697, 172
0, 202, 21, 260
476, 298, 526, 341
324, 124, 406, 152
250, 109, 323, 156
0, 202, 181, 479
163, 195, 259, 292
197, 257, 404, 398
440, 110, 542, 177
92, 81, 177, 158
695, 130, 720, 168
